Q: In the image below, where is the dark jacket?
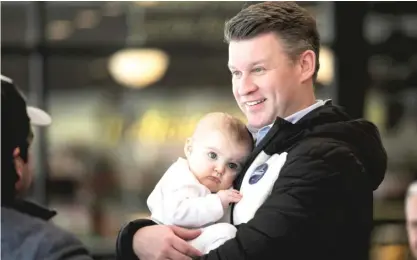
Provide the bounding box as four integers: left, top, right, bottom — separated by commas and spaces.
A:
1, 199, 93, 260
116, 102, 387, 260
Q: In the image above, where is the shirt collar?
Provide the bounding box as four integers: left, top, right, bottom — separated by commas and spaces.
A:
284, 99, 327, 124
253, 99, 328, 140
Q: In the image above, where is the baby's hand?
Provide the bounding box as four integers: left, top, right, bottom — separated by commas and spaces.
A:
217, 189, 242, 208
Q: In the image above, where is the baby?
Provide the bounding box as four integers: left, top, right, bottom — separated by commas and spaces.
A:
147, 112, 253, 254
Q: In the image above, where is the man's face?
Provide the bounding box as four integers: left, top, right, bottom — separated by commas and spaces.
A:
406, 195, 417, 257
228, 32, 304, 129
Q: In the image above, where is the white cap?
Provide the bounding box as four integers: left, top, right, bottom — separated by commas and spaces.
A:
27, 106, 52, 126
1, 74, 52, 127
407, 181, 417, 198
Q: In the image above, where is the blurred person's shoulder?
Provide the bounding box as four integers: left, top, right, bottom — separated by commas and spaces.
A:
1, 201, 92, 260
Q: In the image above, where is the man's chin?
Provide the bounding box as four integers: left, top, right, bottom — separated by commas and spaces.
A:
247, 117, 274, 130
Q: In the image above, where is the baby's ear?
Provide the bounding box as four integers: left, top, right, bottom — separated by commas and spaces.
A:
184, 138, 193, 158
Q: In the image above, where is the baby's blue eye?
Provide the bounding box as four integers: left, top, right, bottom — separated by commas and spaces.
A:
208, 152, 217, 159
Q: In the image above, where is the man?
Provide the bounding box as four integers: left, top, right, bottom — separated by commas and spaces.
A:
1, 75, 93, 260
116, 2, 387, 260
406, 181, 417, 258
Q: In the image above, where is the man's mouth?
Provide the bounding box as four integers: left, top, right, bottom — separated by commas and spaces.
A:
245, 99, 266, 106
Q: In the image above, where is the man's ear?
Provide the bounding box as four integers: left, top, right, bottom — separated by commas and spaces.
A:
298, 49, 316, 84
184, 138, 193, 158
13, 147, 24, 190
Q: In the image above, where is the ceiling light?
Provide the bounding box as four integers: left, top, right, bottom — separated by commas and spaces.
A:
108, 48, 169, 89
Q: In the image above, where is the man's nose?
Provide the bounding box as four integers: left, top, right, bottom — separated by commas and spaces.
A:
237, 75, 257, 96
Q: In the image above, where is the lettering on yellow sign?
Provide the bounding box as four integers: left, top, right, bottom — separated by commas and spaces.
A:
104, 109, 246, 144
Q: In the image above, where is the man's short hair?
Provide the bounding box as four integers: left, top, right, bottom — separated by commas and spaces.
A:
224, 1, 320, 82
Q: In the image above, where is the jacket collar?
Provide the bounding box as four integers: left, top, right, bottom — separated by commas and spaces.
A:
2, 199, 57, 221
234, 100, 338, 189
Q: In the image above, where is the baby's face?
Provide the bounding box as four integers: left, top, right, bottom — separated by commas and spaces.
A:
186, 130, 251, 192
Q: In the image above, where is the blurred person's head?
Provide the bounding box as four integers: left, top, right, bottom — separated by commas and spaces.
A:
406, 181, 417, 258
1, 75, 52, 204
184, 112, 253, 192
225, 1, 320, 129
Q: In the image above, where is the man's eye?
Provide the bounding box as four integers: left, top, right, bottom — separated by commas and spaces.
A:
253, 67, 265, 73
208, 152, 217, 159
231, 71, 242, 77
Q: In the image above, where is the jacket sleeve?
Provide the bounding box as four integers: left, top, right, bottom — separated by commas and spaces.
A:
116, 219, 156, 260
198, 146, 351, 260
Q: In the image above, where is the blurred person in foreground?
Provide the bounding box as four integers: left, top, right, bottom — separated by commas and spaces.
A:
116, 2, 387, 260
147, 113, 253, 254
406, 181, 417, 258
1, 75, 93, 260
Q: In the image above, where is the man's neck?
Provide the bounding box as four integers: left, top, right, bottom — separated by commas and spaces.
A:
281, 94, 316, 119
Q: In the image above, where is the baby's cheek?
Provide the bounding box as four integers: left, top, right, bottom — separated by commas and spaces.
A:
221, 175, 236, 189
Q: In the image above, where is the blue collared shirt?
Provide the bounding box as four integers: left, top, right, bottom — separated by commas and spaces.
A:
255, 100, 328, 145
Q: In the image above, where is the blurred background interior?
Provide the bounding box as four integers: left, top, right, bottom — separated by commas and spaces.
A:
1, 1, 416, 259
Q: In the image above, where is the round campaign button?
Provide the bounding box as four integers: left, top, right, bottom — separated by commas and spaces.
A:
249, 163, 268, 184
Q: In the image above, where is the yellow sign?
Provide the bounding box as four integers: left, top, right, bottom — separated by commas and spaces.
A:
102, 109, 246, 145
